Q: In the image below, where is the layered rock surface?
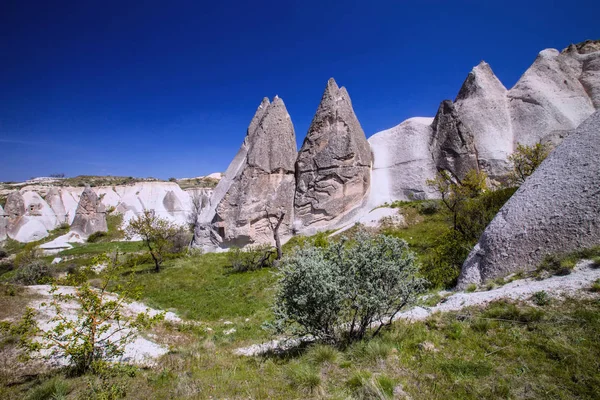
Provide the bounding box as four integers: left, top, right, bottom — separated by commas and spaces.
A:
71, 187, 108, 236
294, 78, 372, 230
458, 111, 600, 287
195, 96, 297, 249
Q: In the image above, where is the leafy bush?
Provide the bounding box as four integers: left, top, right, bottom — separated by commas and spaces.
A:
227, 244, 274, 272
14, 243, 42, 267
270, 230, 426, 344
532, 291, 550, 306
14, 260, 51, 285
87, 231, 108, 243
418, 200, 441, 215
507, 142, 549, 186
9, 254, 164, 374
0, 248, 7, 259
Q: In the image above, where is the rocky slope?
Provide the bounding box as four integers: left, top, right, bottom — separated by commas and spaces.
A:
458, 110, 600, 287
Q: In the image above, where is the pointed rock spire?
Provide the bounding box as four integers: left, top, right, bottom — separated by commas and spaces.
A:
453, 61, 512, 178
294, 78, 372, 231
195, 96, 298, 249
46, 187, 68, 224
430, 100, 479, 180
71, 187, 107, 236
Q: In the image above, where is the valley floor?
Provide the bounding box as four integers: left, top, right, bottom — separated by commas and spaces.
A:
1, 250, 600, 399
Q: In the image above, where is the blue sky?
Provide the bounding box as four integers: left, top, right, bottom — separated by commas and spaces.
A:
1, 0, 598, 182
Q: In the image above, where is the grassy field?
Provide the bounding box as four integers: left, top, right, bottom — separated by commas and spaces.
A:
2, 200, 600, 399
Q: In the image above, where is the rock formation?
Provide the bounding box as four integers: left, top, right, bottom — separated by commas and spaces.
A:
195, 96, 297, 249
294, 78, 372, 231
430, 100, 479, 180
45, 187, 68, 224
0, 205, 7, 241
368, 41, 600, 205
458, 110, 600, 288
71, 187, 108, 236
453, 62, 512, 178
368, 117, 436, 206
508, 48, 596, 147
4, 191, 49, 242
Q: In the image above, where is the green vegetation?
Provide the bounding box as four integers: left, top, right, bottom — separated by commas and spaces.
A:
507, 142, 550, 186
126, 210, 184, 272
227, 244, 275, 272
271, 230, 426, 344
176, 176, 219, 190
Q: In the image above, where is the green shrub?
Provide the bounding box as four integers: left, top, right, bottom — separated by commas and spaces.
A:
590, 279, 600, 293
305, 344, 341, 365
87, 231, 108, 243
0, 248, 7, 259
227, 244, 274, 272
14, 261, 51, 285
418, 200, 440, 215
532, 290, 550, 306
465, 284, 477, 293
14, 243, 42, 267
270, 230, 426, 345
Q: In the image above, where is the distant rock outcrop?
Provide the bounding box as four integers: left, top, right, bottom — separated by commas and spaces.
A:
46, 187, 68, 224
195, 96, 297, 249
4, 191, 50, 242
0, 205, 7, 241
458, 110, 600, 288
294, 78, 372, 231
71, 187, 108, 236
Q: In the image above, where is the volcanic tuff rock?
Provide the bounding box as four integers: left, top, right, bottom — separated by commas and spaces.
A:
196, 96, 297, 248
4, 191, 50, 242
71, 187, 108, 236
430, 100, 479, 180
46, 187, 68, 224
458, 110, 600, 288
508, 47, 597, 148
453, 62, 512, 178
368, 117, 436, 207
0, 205, 7, 241
294, 78, 372, 231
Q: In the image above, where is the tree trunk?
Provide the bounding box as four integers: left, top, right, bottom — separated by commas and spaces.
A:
273, 212, 285, 260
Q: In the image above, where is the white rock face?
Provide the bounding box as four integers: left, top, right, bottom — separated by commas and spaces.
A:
5, 181, 201, 243
0, 205, 7, 241
458, 111, 600, 287
508, 48, 596, 147
368, 117, 436, 206
454, 62, 512, 177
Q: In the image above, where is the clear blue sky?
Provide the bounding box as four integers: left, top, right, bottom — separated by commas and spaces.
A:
1, 1, 598, 182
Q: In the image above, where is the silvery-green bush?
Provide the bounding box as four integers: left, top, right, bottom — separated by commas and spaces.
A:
270, 230, 426, 344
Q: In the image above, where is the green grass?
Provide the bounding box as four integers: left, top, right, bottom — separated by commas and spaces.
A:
58, 241, 145, 256
130, 253, 279, 341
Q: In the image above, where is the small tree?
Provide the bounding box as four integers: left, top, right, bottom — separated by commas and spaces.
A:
427, 169, 488, 233
270, 230, 426, 344
2, 253, 163, 374
507, 142, 549, 186
126, 210, 180, 272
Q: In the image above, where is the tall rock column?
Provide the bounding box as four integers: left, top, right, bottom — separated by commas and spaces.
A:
294, 78, 372, 231
0, 205, 7, 241
71, 187, 108, 236
198, 96, 298, 248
